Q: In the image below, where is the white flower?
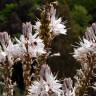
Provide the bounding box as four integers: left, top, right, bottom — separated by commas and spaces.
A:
40, 64, 51, 81
0, 48, 13, 66
0, 32, 14, 65
28, 75, 63, 96
34, 21, 41, 33
28, 80, 49, 96
15, 27, 46, 58
46, 73, 63, 96
40, 64, 63, 96
28, 64, 63, 96
0, 51, 7, 63
0, 32, 9, 46
8, 44, 26, 59
34, 4, 66, 37
28, 33, 46, 56
22, 22, 32, 39
50, 4, 66, 35
73, 38, 95, 60
85, 23, 96, 42
63, 78, 74, 96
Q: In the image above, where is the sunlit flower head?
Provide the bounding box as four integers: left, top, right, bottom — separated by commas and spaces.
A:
34, 4, 67, 37
40, 64, 51, 81
8, 43, 26, 60
34, 21, 41, 33
0, 32, 13, 65
63, 78, 74, 96
49, 4, 67, 36
73, 22, 96, 60
85, 23, 96, 42
15, 22, 45, 59
0, 51, 6, 63
22, 22, 32, 39
45, 72, 63, 96
73, 38, 96, 60
0, 47, 13, 66
28, 80, 49, 96
28, 64, 63, 96
0, 32, 13, 47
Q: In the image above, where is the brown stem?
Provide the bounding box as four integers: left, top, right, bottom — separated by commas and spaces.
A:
76, 52, 95, 96
23, 40, 32, 95
3, 56, 13, 96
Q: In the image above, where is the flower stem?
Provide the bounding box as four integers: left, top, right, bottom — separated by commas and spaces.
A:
75, 52, 95, 96
3, 56, 13, 96
23, 40, 32, 95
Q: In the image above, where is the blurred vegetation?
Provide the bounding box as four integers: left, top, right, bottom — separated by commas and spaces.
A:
0, 0, 96, 95
0, 3, 17, 25
0, 0, 94, 37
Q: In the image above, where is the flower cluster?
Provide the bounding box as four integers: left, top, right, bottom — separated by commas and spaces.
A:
73, 23, 96, 96
0, 32, 13, 65
0, 22, 46, 96
28, 65, 75, 96
73, 38, 95, 60
0, 23, 46, 62
34, 4, 67, 37
25, 1, 70, 96
63, 78, 74, 96
15, 22, 46, 60
0, 1, 69, 96
28, 64, 63, 96
0, 32, 14, 96
27, 2, 68, 96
